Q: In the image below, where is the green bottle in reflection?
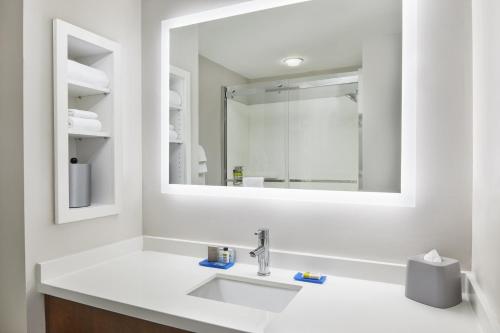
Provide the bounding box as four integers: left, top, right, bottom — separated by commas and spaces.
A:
233, 166, 243, 186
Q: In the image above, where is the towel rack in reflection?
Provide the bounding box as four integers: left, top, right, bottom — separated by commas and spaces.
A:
226, 178, 357, 184
226, 178, 285, 183
290, 179, 357, 184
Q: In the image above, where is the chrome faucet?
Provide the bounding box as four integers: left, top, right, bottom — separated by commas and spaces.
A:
249, 228, 270, 276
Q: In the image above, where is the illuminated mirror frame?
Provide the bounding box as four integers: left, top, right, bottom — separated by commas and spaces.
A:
161, 0, 416, 206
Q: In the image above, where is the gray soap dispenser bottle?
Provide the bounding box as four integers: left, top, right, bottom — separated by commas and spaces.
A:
69, 157, 91, 208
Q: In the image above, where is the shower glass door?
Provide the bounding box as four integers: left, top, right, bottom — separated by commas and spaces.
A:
288, 82, 360, 191
225, 88, 289, 188
225, 74, 360, 191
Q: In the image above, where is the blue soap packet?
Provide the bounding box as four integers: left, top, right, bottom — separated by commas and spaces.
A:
199, 259, 234, 270
294, 272, 327, 284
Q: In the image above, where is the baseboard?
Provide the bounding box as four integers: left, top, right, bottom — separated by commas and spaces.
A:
466, 273, 500, 333
143, 235, 407, 284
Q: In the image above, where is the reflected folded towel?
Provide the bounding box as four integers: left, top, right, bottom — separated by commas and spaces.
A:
68, 109, 98, 119
198, 145, 207, 163
198, 145, 208, 175
169, 129, 178, 141
170, 90, 182, 107
68, 60, 110, 89
68, 117, 102, 132
199, 162, 208, 174
243, 177, 264, 188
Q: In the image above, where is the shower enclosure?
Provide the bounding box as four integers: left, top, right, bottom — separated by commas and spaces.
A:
224, 72, 362, 191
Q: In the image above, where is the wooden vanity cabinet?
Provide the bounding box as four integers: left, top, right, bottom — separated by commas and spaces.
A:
44, 295, 190, 333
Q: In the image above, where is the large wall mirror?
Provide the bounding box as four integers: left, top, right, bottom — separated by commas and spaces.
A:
162, 0, 416, 205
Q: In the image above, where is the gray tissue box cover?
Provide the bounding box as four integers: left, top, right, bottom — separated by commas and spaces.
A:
405, 254, 462, 309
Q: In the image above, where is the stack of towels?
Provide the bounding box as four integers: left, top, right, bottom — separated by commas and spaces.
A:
169, 124, 179, 141
66, 59, 108, 133
68, 60, 110, 90
68, 109, 102, 132
198, 145, 208, 175
170, 90, 182, 108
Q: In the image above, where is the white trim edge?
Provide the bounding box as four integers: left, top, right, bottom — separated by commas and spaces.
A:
466, 273, 500, 333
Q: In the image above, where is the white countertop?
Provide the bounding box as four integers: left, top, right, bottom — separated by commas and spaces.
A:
38, 249, 481, 333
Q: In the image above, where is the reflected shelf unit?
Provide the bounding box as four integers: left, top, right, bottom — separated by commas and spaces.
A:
68, 129, 112, 139
53, 19, 121, 224
169, 66, 191, 184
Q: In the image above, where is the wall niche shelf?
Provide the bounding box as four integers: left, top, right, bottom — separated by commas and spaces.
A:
68, 80, 111, 98
68, 129, 111, 139
169, 66, 191, 185
53, 19, 121, 224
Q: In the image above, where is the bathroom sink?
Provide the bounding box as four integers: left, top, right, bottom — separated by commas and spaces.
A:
188, 274, 301, 313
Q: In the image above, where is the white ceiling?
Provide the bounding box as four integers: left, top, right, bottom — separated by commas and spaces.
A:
198, 0, 402, 80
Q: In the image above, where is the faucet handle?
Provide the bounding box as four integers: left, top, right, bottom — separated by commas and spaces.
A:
254, 228, 269, 238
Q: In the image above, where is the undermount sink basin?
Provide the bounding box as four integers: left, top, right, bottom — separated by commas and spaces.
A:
188, 274, 301, 313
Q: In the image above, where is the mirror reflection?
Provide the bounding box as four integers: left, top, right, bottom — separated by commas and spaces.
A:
169, 0, 402, 192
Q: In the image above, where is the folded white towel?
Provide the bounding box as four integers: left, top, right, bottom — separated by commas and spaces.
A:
68, 60, 110, 89
68, 117, 102, 132
68, 109, 98, 119
198, 162, 208, 174
169, 124, 175, 130
243, 177, 264, 188
169, 90, 182, 107
198, 145, 207, 163
169, 129, 178, 141
423, 249, 442, 263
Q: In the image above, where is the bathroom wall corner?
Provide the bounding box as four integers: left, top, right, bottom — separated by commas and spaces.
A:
0, 0, 28, 331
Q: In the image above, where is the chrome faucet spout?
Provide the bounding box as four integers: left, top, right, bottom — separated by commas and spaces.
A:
250, 228, 270, 276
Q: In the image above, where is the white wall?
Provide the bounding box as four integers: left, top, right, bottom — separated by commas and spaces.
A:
472, 0, 500, 328
199, 56, 248, 186
143, 0, 472, 269
360, 33, 402, 192
0, 0, 27, 332
23, 0, 143, 331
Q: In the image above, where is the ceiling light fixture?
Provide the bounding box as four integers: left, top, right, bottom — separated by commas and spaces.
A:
282, 57, 304, 67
